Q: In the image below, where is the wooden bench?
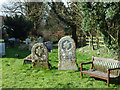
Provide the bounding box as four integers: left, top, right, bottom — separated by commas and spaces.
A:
81, 56, 120, 87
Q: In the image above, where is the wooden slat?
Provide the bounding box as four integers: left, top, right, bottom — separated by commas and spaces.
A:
82, 70, 118, 79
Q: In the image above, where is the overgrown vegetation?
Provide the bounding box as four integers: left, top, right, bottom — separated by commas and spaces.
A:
2, 45, 120, 88
3, 14, 34, 40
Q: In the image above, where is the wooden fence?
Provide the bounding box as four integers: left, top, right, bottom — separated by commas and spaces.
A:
78, 36, 105, 49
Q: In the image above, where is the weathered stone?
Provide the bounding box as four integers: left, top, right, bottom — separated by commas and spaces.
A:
8, 38, 15, 41
45, 41, 53, 52
31, 43, 49, 69
29, 41, 35, 51
8, 38, 15, 48
26, 38, 31, 44
37, 36, 43, 43
15, 38, 20, 44
0, 43, 5, 56
58, 36, 78, 70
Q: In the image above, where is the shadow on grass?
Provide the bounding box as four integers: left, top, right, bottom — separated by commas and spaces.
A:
3, 44, 58, 59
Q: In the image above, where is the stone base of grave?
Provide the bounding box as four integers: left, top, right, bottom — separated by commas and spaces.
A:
58, 61, 78, 70
32, 60, 49, 69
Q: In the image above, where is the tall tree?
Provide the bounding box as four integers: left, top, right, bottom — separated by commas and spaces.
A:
50, 2, 83, 46
78, 2, 120, 60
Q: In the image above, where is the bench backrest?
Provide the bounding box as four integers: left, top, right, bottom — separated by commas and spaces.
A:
92, 56, 120, 76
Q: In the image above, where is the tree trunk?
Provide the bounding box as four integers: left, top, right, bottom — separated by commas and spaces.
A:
100, 29, 111, 49
118, 29, 120, 61
89, 31, 94, 50
71, 25, 78, 47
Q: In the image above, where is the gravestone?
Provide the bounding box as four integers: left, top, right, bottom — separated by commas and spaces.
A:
31, 43, 49, 68
58, 36, 78, 70
26, 38, 31, 44
15, 39, 20, 44
45, 41, 53, 52
8, 38, 15, 48
37, 36, 43, 43
9, 38, 15, 41
0, 43, 5, 56
29, 41, 35, 51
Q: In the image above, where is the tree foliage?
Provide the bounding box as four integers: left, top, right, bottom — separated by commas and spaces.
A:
50, 2, 83, 46
78, 2, 120, 51
4, 14, 34, 40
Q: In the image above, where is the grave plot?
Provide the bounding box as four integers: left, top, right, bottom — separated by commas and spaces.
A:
24, 43, 50, 69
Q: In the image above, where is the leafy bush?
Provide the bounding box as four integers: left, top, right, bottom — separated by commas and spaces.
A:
4, 14, 34, 40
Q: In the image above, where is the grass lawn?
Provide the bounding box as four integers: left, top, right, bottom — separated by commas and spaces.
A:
1, 44, 120, 88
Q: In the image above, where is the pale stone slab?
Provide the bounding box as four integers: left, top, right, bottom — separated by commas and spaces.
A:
0, 43, 5, 56
31, 43, 49, 69
37, 36, 43, 43
26, 38, 31, 44
58, 36, 78, 70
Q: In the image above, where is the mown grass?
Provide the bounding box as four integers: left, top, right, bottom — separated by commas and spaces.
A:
1, 44, 120, 88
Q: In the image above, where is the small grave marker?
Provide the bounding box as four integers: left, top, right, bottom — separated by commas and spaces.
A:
26, 38, 31, 44
0, 43, 5, 56
31, 43, 50, 69
37, 36, 43, 43
45, 41, 53, 52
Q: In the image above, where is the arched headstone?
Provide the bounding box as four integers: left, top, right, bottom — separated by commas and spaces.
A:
0, 43, 5, 56
37, 36, 43, 43
26, 38, 31, 44
58, 36, 78, 70
31, 43, 49, 69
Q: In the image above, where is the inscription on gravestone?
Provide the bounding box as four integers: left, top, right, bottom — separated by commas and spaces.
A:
31, 43, 49, 69
58, 36, 78, 70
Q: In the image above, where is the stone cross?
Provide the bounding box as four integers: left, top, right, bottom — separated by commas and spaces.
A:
58, 36, 78, 70
31, 43, 49, 69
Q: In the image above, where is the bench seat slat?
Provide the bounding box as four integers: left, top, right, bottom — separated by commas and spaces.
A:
82, 70, 118, 79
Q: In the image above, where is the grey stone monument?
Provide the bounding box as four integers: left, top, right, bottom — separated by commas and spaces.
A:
31, 43, 49, 69
0, 43, 5, 56
29, 41, 35, 51
26, 38, 31, 44
58, 36, 78, 70
45, 41, 53, 52
37, 36, 43, 43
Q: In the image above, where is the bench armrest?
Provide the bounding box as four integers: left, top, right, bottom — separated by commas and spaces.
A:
107, 68, 120, 83
81, 62, 93, 72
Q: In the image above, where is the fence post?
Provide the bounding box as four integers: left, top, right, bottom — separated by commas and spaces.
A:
96, 37, 99, 49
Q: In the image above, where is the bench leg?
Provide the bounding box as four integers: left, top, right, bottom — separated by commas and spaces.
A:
81, 72, 83, 77
107, 78, 109, 87
81, 64, 83, 77
107, 69, 110, 87
23, 60, 25, 64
